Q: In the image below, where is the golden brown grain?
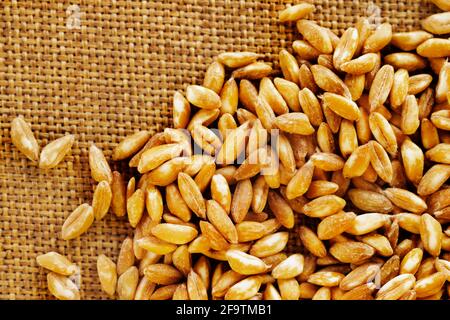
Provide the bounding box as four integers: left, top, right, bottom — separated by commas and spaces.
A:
333, 27, 359, 70
274, 78, 301, 112
92, 181, 112, 221
391, 31, 432, 51
97, 254, 117, 297
279, 3, 315, 22
296, 20, 333, 54
217, 52, 260, 68
61, 203, 94, 240
47, 273, 80, 300
36, 252, 77, 276
39, 134, 75, 169
10, 116, 39, 162
231, 62, 273, 80
310, 65, 351, 98
52, 8, 450, 301
417, 39, 450, 58
363, 23, 392, 53
422, 12, 450, 35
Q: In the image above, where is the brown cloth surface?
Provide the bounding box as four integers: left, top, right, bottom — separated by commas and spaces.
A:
0, 0, 438, 299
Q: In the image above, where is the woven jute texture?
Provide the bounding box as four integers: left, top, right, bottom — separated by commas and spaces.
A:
0, 0, 438, 299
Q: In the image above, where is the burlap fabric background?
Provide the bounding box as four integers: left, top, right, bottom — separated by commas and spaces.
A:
0, 0, 438, 299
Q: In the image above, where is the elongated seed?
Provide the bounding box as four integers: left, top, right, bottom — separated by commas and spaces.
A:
39, 134, 75, 169
92, 181, 112, 221
97, 254, 117, 297
369, 65, 394, 112
217, 52, 260, 68
279, 3, 315, 22
422, 12, 450, 35
112, 131, 150, 161
391, 31, 432, 51
297, 20, 333, 54
333, 27, 359, 70
89, 144, 113, 184
61, 204, 94, 240
36, 252, 77, 276
311, 65, 351, 98
178, 172, 206, 219
322, 93, 360, 121
47, 273, 80, 300
10, 116, 39, 162
363, 23, 392, 53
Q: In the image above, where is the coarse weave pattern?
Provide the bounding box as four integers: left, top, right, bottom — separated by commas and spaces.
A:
0, 0, 438, 299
